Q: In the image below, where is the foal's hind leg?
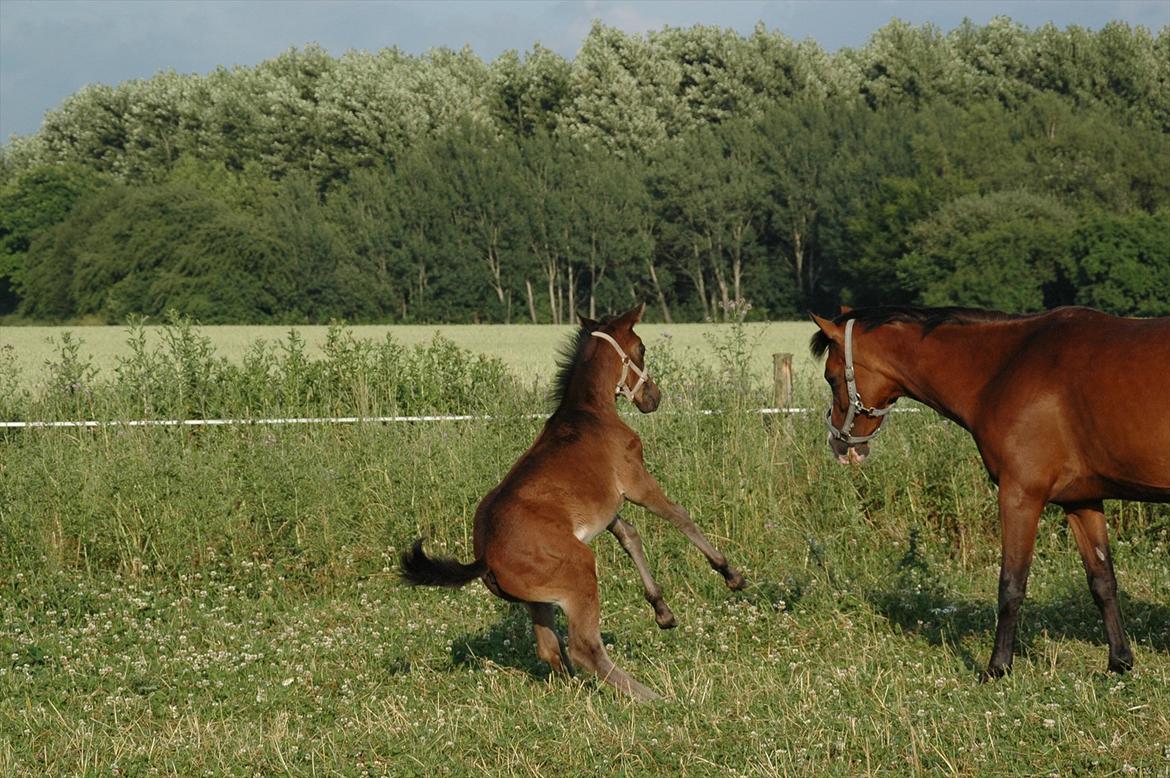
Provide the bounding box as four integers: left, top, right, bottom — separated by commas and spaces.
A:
608, 515, 677, 629
1066, 502, 1134, 673
494, 537, 658, 700
556, 542, 659, 701
527, 602, 570, 675
625, 472, 745, 591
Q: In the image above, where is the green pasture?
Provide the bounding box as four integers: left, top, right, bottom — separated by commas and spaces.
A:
1, 324, 1168, 775
0, 321, 820, 396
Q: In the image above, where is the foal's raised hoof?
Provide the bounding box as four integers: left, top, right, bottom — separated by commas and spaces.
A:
654, 608, 678, 630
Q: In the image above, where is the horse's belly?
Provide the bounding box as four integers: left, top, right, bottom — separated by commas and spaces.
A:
1051, 460, 1170, 504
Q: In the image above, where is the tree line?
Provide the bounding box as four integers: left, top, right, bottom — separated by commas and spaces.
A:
1, 18, 1168, 323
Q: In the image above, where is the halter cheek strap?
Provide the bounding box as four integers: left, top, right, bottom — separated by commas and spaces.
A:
826, 318, 895, 446
589, 331, 650, 402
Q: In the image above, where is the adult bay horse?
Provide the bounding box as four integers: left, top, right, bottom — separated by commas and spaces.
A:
401, 303, 745, 700
810, 305, 1170, 678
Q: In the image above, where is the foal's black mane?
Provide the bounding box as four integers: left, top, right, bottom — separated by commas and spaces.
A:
549, 315, 617, 406
809, 305, 1028, 358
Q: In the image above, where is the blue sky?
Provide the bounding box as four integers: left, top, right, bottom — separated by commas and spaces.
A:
1, 0, 1167, 142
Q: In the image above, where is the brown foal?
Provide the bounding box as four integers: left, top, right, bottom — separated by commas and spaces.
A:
401, 303, 745, 700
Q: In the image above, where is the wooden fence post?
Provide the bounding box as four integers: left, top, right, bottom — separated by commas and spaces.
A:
772, 352, 793, 410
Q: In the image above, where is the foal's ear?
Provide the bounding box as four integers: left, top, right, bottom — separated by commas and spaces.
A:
838, 305, 853, 315
617, 302, 646, 326
578, 314, 599, 331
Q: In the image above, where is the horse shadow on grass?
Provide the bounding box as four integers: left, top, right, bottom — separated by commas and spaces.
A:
867, 530, 1170, 674
447, 575, 807, 681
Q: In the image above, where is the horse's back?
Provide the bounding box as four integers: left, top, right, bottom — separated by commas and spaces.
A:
989, 308, 1170, 501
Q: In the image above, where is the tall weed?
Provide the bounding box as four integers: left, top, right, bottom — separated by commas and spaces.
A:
11, 314, 520, 421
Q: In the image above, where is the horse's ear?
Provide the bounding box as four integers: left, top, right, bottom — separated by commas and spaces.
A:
622, 302, 646, 325
839, 305, 853, 315
811, 313, 841, 339
578, 314, 599, 331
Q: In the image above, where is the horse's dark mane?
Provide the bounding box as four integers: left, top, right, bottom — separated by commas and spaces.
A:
549, 315, 617, 406
809, 306, 1030, 358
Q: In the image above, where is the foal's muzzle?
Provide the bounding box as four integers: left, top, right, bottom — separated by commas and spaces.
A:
635, 380, 661, 414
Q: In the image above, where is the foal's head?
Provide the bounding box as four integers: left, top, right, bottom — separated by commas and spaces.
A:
810, 310, 900, 464
579, 303, 661, 413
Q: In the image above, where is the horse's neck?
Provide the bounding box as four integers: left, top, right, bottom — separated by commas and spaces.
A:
879, 323, 1022, 430
557, 357, 620, 417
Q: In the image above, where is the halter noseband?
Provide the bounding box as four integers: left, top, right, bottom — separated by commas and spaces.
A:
590, 331, 650, 402
826, 318, 894, 446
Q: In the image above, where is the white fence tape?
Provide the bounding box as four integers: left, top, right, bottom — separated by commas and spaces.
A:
1, 406, 923, 430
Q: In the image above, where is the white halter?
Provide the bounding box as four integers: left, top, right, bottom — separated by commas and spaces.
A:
825, 318, 895, 446
590, 331, 650, 402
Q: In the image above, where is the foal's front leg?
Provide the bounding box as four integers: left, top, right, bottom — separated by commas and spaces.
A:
624, 470, 745, 590
608, 515, 677, 628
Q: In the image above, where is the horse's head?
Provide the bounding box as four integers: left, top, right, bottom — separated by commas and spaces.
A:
583, 303, 661, 413
811, 310, 899, 464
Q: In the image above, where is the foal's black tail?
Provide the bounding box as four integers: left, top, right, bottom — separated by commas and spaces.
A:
399, 538, 486, 588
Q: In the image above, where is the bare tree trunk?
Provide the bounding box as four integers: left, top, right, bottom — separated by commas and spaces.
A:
525, 278, 537, 323
687, 241, 710, 321
546, 256, 558, 325
731, 222, 747, 304
588, 243, 597, 321
556, 264, 565, 326
589, 251, 597, 321
792, 227, 805, 303
567, 263, 578, 320
710, 253, 730, 320
416, 263, 427, 319
646, 260, 672, 323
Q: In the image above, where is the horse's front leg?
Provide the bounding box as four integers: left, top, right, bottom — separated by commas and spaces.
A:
623, 469, 745, 591
608, 515, 677, 628
984, 482, 1044, 680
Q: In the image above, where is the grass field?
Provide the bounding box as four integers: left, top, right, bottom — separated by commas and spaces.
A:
0, 321, 821, 395
2, 324, 1168, 775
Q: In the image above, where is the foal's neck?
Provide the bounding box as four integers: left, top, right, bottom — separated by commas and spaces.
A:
557, 351, 622, 417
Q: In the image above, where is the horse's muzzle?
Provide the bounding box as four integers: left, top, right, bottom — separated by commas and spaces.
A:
635, 381, 661, 413
830, 435, 869, 464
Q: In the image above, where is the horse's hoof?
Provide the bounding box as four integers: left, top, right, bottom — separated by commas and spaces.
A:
725, 569, 747, 591
655, 609, 678, 629
980, 664, 1010, 683
1108, 654, 1134, 674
